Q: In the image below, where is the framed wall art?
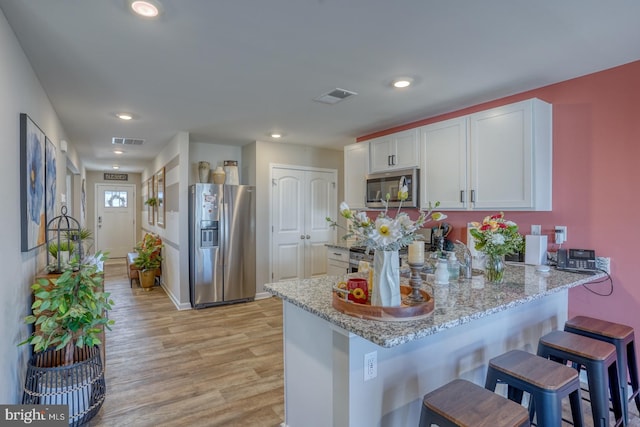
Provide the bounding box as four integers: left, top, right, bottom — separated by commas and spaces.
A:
45, 137, 57, 226
155, 167, 165, 228
20, 113, 47, 252
147, 176, 155, 225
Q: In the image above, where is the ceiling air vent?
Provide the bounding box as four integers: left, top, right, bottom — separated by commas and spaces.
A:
313, 88, 357, 105
112, 137, 144, 146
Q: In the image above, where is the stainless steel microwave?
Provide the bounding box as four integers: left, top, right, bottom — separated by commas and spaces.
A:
365, 168, 419, 208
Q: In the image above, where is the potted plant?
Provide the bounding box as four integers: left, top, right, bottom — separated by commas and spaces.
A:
65, 227, 94, 256
144, 197, 158, 207
20, 253, 114, 425
134, 236, 163, 290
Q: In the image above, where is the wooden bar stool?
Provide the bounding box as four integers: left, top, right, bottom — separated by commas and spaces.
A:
419, 378, 530, 427
565, 315, 640, 426
538, 330, 623, 427
485, 349, 583, 427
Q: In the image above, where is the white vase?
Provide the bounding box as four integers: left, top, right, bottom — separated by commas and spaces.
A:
224, 160, 239, 185
212, 166, 226, 184
198, 161, 210, 183
371, 249, 401, 307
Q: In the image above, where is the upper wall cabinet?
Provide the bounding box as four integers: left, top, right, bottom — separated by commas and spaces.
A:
421, 98, 552, 211
421, 116, 469, 210
369, 129, 420, 173
344, 142, 369, 209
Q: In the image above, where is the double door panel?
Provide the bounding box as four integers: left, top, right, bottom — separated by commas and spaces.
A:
272, 168, 336, 281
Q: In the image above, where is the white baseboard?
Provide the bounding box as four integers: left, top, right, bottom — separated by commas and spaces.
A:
254, 291, 273, 300
161, 283, 192, 310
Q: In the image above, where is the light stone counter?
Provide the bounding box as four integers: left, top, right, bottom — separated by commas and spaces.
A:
265, 264, 605, 348
266, 265, 607, 427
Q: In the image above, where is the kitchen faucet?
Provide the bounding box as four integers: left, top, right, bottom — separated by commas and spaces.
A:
455, 240, 473, 279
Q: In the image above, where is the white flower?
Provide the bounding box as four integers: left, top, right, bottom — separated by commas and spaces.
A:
431, 212, 447, 221
490, 233, 506, 245
339, 201, 351, 218
396, 212, 415, 231
355, 211, 370, 225
372, 217, 402, 247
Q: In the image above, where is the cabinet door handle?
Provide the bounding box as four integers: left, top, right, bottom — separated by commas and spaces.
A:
388, 155, 392, 166
460, 190, 465, 203
470, 190, 476, 203
392, 154, 396, 165
333, 252, 343, 257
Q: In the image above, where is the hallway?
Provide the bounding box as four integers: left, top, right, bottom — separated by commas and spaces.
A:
90, 259, 284, 426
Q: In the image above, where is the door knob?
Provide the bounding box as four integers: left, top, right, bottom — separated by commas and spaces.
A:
306, 235, 310, 239
300, 235, 305, 240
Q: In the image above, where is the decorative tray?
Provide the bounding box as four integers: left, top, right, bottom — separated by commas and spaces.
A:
332, 285, 434, 322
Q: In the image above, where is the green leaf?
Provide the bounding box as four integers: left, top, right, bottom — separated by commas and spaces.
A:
24, 315, 36, 324
34, 291, 50, 299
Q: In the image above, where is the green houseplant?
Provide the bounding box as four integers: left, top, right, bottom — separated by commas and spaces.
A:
144, 197, 159, 207
134, 235, 163, 290
20, 252, 114, 364
20, 253, 114, 425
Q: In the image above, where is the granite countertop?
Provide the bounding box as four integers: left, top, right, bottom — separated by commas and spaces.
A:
264, 265, 607, 348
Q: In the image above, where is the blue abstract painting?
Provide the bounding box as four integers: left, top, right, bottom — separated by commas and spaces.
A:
20, 113, 46, 251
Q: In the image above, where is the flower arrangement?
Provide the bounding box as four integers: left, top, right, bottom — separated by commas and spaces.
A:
469, 212, 523, 257
327, 189, 446, 252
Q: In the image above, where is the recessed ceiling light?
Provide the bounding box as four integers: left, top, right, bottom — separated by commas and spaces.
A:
392, 78, 414, 88
112, 165, 120, 170
115, 113, 133, 120
129, 0, 162, 18
114, 150, 124, 155
271, 133, 282, 139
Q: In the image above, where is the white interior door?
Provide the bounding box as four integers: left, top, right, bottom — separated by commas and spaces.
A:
271, 166, 337, 281
95, 184, 136, 258
305, 171, 336, 277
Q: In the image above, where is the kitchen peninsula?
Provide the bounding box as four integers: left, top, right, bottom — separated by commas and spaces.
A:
265, 265, 606, 427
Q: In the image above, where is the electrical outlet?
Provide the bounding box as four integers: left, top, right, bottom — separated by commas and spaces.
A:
364, 351, 377, 381
554, 226, 567, 244
531, 225, 541, 235
596, 257, 611, 274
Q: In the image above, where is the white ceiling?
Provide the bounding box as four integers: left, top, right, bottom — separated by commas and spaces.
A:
2, 0, 640, 172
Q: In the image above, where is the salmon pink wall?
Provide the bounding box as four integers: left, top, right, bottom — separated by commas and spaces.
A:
360, 60, 640, 353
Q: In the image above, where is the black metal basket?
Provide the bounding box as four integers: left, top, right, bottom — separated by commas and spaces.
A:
22, 346, 105, 426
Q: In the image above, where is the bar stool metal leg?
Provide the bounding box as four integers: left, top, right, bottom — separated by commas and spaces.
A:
565, 315, 640, 425
537, 330, 623, 427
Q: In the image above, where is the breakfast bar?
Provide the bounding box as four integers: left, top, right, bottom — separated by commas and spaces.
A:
265, 264, 606, 427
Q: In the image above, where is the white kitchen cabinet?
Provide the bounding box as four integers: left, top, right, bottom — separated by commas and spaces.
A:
369, 129, 420, 173
420, 98, 552, 211
326, 247, 349, 276
421, 117, 468, 210
343, 142, 369, 209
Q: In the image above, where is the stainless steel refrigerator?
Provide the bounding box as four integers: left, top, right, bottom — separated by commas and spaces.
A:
189, 184, 256, 308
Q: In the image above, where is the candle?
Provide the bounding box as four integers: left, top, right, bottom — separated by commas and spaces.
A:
408, 241, 425, 264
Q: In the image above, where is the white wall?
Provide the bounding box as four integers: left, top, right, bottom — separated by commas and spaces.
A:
247, 140, 344, 294
189, 142, 242, 185
142, 132, 191, 309
0, 9, 75, 403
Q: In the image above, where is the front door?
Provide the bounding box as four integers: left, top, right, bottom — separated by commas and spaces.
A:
95, 184, 136, 258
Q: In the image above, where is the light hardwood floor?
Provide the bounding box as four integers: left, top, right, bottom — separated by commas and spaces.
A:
90, 260, 640, 427
89, 259, 284, 427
